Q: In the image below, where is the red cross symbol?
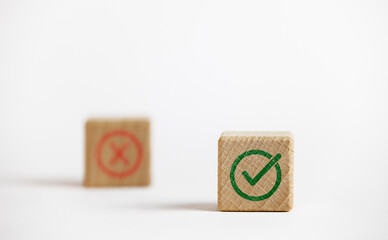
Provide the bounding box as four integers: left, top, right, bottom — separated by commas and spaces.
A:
96, 130, 143, 178
109, 142, 130, 165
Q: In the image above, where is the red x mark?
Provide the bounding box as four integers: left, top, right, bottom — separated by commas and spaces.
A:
96, 130, 143, 178
109, 142, 130, 166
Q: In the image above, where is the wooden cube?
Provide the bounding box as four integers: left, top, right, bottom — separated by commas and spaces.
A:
84, 118, 151, 187
218, 132, 294, 211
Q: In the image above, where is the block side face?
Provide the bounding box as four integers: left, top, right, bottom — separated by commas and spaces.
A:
285, 139, 294, 211
84, 119, 151, 187
218, 136, 228, 211
218, 133, 294, 211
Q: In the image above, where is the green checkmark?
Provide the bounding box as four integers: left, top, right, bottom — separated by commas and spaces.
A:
242, 153, 282, 186
230, 150, 282, 201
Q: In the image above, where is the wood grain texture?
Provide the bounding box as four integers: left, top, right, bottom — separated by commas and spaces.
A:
84, 118, 150, 187
218, 131, 294, 211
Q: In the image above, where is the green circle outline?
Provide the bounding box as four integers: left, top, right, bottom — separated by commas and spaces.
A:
230, 149, 282, 201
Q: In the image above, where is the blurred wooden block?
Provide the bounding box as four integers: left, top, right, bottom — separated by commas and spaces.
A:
84, 118, 151, 187
218, 132, 294, 211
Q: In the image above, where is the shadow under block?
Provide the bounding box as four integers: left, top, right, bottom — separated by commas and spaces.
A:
218, 132, 294, 211
84, 118, 151, 187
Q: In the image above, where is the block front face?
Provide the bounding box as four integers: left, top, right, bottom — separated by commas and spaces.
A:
218, 132, 294, 211
84, 119, 150, 187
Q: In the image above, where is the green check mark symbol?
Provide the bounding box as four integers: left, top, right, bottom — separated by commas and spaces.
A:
230, 150, 282, 201
242, 153, 282, 186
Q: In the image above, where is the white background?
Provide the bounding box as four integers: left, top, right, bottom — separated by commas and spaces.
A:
0, 0, 387, 239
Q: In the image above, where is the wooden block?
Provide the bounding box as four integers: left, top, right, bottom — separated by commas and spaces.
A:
218, 132, 294, 211
84, 118, 151, 187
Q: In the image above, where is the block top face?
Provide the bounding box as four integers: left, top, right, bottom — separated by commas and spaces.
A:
221, 131, 293, 138
218, 131, 294, 211
86, 118, 150, 125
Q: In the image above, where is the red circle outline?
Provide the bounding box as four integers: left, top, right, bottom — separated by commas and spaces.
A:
95, 130, 143, 178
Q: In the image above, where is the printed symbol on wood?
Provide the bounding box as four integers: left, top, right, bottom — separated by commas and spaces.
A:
109, 142, 130, 166
95, 130, 143, 178
230, 150, 282, 201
